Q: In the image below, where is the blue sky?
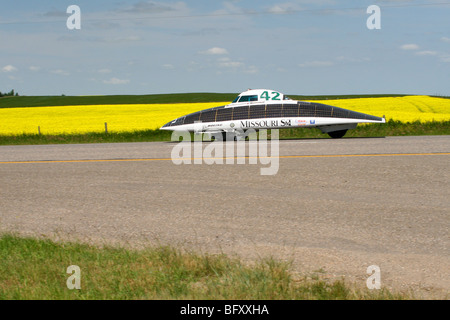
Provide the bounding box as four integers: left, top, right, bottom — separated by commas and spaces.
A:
1, 0, 449, 96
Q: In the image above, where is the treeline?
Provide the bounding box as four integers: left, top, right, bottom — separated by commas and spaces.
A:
0, 89, 19, 97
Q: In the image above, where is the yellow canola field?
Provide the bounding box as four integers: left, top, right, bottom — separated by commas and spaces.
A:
0, 102, 222, 135
311, 95, 450, 123
0, 96, 449, 135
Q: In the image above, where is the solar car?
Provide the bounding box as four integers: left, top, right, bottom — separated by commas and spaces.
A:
161, 89, 385, 139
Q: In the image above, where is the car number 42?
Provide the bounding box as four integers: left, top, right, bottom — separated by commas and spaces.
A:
260, 91, 281, 101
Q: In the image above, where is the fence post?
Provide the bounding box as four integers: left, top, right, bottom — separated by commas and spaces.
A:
38, 126, 41, 135
105, 122, 108, 134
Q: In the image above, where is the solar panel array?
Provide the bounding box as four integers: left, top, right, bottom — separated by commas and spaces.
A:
162, 102, 383, 127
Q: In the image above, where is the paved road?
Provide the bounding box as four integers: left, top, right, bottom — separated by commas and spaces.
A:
0, 136, 449, 298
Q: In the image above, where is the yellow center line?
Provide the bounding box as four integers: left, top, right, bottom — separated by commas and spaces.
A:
0, 152, 448, 164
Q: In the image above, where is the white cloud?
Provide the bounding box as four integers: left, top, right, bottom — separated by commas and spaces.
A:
212, 1, 247, 15
336, 56, 371, 63
186, 61, 200, 72
401, 43, 448, 62
244, 65, 258, 74
299, 60, 334, 68
43, 10, 67, 17
29, 66, 41, 72
2, 65, 17, 72
415, 51, 438, 56
267, 5, 288, 14
267, 3, 303, 14
400, 44, 419, 50
100, 35, 142, 43
118, 1, 189, 16
200, 47, 229, 55
98, 68, 112, 74
103, 77, 130, 85
213, 57, 257, 73
162, 64, 175, 69
219, 61, 243, 68
217, 57, 243, 68
439, 54, 450, 63
51, 69, 70, 76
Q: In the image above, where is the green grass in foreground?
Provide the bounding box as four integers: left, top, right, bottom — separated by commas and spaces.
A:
0, 120, 448, 145
0, 234, 405, 300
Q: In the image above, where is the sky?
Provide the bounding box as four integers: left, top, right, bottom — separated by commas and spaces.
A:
1, 0, 449, 96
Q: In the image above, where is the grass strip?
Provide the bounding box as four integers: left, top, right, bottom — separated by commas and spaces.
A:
0, 234, 406, 300
0, 120, 448, 145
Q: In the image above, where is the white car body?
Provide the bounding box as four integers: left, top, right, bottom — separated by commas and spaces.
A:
161, 89, 386, 138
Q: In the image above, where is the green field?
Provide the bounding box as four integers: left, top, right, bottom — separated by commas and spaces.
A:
0, 93, 417, 109
0, 234, 406, 300
0, 93, 237, 109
